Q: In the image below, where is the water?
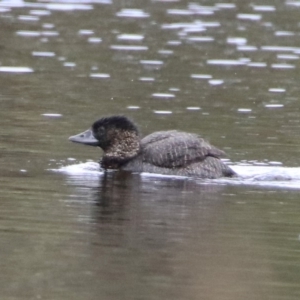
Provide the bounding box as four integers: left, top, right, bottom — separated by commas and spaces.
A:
1, 0, 300, 299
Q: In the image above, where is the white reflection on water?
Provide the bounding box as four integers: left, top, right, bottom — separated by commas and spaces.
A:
237, 108, 252, 113
88, 37, 102, 43
46, 3, 93, 11
237, 45, 258, 51
237, 14, 262, 21
152, 93, 175, 98
63, 62, 76, 67
0, 66, 33, 73
247, 62, 267, 67
32, 51, 55, 57
186, 107, 201, 110
30, 9, 51, 15
186, 36, 214, 42
89, 73, 110, 78
55, 162, 300, 190
140, 60, 164, 65
277, 54, 299, 60
261, 46, 300, 52
139, 77, 155, 81
117, 34, 144, 41
215, 3, 236, 9
116, 9, 149, 18
18, 15, 39, 21
265, 104, 284, 108
41, 113, 63, 118
153, 110, 173, 114
227, 37, 247, 45
110, 45, 148, 51
271, 63, 295, 69
167, 9, 194, 16
16, 30, 59, 36
251, 5, 276, 12
209, 79, 224, 85
207, 59, 245, 66
78, 29, 94, 35
127, 106, 140, 110
275, 31, 295, 36
191, 74, 212, 79
268, 88, 285, 93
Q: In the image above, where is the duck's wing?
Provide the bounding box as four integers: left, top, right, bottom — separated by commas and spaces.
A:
141, 130, 226, 168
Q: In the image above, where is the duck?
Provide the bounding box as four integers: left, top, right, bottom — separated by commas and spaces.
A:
69, 115, 236, 179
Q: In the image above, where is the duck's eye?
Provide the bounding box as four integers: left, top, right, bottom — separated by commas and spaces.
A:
98, 126, 105, 135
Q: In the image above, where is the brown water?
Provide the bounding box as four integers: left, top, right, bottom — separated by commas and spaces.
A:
1, 0, 300, 299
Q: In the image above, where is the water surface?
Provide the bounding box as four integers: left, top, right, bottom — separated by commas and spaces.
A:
1, 0, 300, 299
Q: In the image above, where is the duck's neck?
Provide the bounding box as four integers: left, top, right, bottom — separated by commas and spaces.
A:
100, 130, 140, 169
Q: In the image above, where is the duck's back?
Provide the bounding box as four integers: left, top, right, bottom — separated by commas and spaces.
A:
134, 130, 235, 178
141, 130, 224, 166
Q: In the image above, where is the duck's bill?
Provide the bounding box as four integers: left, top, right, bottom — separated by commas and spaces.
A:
69, 129, 99, 146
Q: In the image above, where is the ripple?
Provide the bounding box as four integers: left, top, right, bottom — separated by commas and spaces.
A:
237, 108, 252, 113
110, 45, 148, 51
158, 50, 174, 55
277, 54, 299, 60
32, 51, 55, 57
237, 13, 262, 21
162, 22, 206, 31
261, 46, 300, 52
42, 31, 59, 36
117, 34, 144, 41
187, 36, 214, 42
252, 5, 276, 11
63, 62, 76, 67
116, 9, 149, 18
208, 79, 224, 85
139, 77, 155, 81
152, 93, 175, 98
30, 9, 51, 16
16, 30, 40, 37
237, 45, 258, 51
247, 62, 267, 67
0, 66, 33, 73
46, 3, 93, 11
286, 1, 300, 7
227, 37, 247, 45
127, 106, 140, 110
88, 37, 102, 43
41, 113, 62, 118
186, 106, 201, 110
166, 40, 181, 46
190, 74, 212, 79
18, 15, 39, 21
188, 4, 217, 14
140, 60, 163, 65
271, 63, 295, 69
268, 88, 286, 93
0, 8, 10, 12
167, 9, 194, 15
89, 73, 110, 78
265, 104, 284, 108
207, 59, 245, 66
215, 3, 236, 9
42, 23, 54, 29
153, 110, 173, 114
275, 31, 295, 36
78, 29, 94, 35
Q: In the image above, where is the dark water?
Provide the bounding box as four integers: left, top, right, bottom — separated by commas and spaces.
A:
1, 0, 300, 299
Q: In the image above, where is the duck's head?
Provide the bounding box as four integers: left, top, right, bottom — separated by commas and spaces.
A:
69, 115, 140, 154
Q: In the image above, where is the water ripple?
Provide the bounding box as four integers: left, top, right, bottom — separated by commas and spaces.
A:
0, 66, 33, 73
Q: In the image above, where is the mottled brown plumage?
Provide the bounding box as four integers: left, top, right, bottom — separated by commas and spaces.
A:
69, 115, 236, 179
